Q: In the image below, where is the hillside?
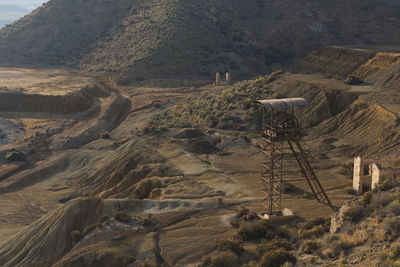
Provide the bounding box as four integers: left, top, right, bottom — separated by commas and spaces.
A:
3, 0, 400, 81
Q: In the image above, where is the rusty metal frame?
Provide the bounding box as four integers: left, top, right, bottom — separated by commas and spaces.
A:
257, 101, 333, 215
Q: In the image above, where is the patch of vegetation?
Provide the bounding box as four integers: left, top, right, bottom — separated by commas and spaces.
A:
70, 230, 82, 243
258, 249, 296, 267
300, 240, 321, 254
280, 182, 299, 193
298, 217, 330, 239
384, 218, 400, 240
149, 75, 280, 130
5, 148, 27, 162
321, 234, 349, 259
217, 239, 243, 255
201, 251, 239, 267
237, 219, 276, 241
343, 203, 369, 223
99, 131, 110, 139
111, 136, 131, 148
377, 176, 399, 191
256, 238, 294, 256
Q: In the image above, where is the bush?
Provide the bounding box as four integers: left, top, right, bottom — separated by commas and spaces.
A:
70, 230, 82, 242
112, 136, 131, 148
362, 192, 372, 205
300, 240, 321, 254
256, 238, 294, 256
237, 220, 275, 241
217, 239, 243, 254
280, 182, 299, 193
258, 249, 296, 267
343, 204, 368, 223
298, 217, 330, 239
384, 218, 400, 239
114, 211, 131, 223
370, 193, 393, 210
201, 251, 239, 267
378, 176, 399, 191
298, 225, 329, 239
5, 149, 27, 162
390, 245, 400, 260
99, 131, 110, 139
304, 217, 330, 231
386, 200, 400, 216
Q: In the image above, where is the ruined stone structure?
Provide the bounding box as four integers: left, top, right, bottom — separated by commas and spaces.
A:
215, 72, 230, 86
352, 156, 400, 194
215, 72, 221, 86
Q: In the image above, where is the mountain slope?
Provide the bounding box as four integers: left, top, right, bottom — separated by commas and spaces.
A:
2, 0, 400, 80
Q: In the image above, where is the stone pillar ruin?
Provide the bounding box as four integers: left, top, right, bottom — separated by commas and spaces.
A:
353, 156, 364, 194
216, 72, 221, 86
371, 163, 381, 190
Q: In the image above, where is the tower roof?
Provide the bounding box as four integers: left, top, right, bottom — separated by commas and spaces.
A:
255, 98, 308, 110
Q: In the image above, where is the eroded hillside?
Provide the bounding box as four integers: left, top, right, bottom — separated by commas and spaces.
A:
3, 0, 400, 81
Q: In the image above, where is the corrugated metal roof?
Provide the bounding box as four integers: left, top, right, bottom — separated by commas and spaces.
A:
255, 98, 308, 109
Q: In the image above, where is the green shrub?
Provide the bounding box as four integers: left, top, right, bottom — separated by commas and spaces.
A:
256, 238, 294, 256
304, 217, 330, 231
237, 220, 275, 241
70, 230, 82, 242
201, 251, 239, 267
217, 239, 243, 254
99, 131, 110, 139
362, 192, 372, 205
5, 149, 27, 162
390, 245, 400, 260
149, 76, 274, 130
258, 249, 296, 267
237, 206, 249, 218
370, 193, 393, 210
298, 218, 330, 239
343, 204, 368, 223
280, 182, 299, 193
112, 136, 131, 148
387, 200, 400, 216
384, 218, 400, 239
300, 240, 321, 254
329, 239, 349, 257
378, 176, 399, 191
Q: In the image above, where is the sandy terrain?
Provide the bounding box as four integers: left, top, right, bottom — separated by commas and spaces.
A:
0, 55, 399, 265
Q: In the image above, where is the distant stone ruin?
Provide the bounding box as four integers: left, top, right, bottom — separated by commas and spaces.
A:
215, 72, 230, 86
353, 156, 400, 194
215, 72, 221, 86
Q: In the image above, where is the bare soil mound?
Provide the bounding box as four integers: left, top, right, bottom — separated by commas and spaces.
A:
298, 46, 375, 78
311, 99, 400, 155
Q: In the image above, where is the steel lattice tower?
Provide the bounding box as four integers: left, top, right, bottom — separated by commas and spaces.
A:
256, 98, 333, 215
